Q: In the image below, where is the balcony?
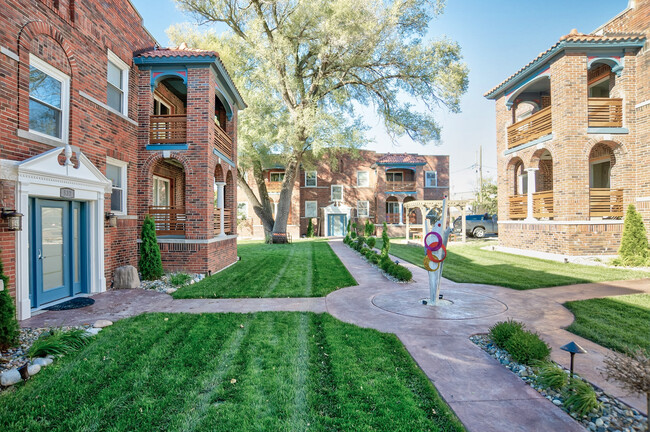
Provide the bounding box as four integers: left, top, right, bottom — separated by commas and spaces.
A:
589, 188, 623, 218
266, 182, 282, 193
532, 191, 554, 218
386, 213, 401, 224
150, 115, 187, 144
385, 181, 416, 192
149, 206, 186, 236
588, 98, 623, 128
214, 207, 233, 235
508, 194, 527, 219
507, 106, 552, 149
214, 120, 234, 160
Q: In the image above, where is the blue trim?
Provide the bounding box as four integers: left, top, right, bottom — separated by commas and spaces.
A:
134, 56, 217, 66
215, 86, 234, 120
504, 134, 553, 155
151, 69, 188, 90
587, 127, 629, 134
146, 144, 188, 151
386, 191, 417, 194
377, 162, 425, 167
327, 214, 347, 236
213, 148, 235, 167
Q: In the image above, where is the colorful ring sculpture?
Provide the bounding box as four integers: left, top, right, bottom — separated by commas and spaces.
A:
423, 257, 440, 272
424, 231, 443, 252
424, 228, 447, 271
426, 244, 447, 263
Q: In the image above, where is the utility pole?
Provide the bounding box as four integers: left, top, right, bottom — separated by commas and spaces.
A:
478, 145, 483, 205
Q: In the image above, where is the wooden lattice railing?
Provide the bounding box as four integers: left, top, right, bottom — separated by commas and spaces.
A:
214, 207, 233, 235
509, 194, 527, 219
589, 188, 623, 218
214, 121, 233, 160
532, 191, 554, 218
150, 115, 187, 144
148, 206, 186, 236
385, 181, 416, 192
588, 98, 623, 128
386, 213, 401, 224
507, 106, 552, 149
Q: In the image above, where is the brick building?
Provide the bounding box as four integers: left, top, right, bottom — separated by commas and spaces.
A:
0, 0, 245, 320
237, 150, 449, 239
485, 0, 649, 256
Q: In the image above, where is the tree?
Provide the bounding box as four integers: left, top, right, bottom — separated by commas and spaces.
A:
306, 218, 314, 238
472, 178, 497, 215
616, 204, 649, 267
381, 222, 391, 258
602, 348, 650, 428
0, 251, 19, 349
139, 216, 164, 280
171, 0, 468, 236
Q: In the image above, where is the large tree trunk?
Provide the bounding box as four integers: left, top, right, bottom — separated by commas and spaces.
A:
273, 151, 302, 234
237, 163, 274, 237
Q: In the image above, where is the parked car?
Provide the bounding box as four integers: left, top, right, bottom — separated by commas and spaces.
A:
453, 214, 498, 238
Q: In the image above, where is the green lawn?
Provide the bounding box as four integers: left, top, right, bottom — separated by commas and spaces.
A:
376, 240, 650, 290
0, 313, 464, 432
564, 294, 650, 353
173, 240, 356, 298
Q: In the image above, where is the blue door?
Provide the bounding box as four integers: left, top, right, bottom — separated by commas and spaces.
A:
328, 214, 347, 237
30, 199, 88, 308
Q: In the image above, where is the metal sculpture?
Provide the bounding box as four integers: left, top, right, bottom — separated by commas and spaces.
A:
423, 197, 452, 305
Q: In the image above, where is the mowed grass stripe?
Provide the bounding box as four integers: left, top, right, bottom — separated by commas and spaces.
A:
173, 240, 356, 299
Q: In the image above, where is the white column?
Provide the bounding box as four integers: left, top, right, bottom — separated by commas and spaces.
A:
525, 168, 538, 221
405, 207, 410, 239
461, 206, 467, 243
215, 181, 226, 236
398, 201, 404, 225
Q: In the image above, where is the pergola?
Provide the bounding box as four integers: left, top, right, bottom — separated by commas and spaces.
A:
403, 199, 471, 243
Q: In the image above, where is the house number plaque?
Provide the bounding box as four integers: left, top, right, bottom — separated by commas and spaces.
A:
60, 188, 75, 199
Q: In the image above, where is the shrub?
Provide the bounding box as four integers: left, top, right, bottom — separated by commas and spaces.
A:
615, 204, 649, 267
139, 215, 164, 280
170, 272, 192, 286
535, 362, 568, 390
28, 328, 92, 358
361, 247, 371, 256
381, 222, 390, 258
366, 236, 376, 249
563, 378, 600, 417
306, 218, 314, 238
504, 330, 551, 365
603, 348, 650, 419
369, 253, 380, 264
488, 319, 525, 349
380, 256, 392, 272
390, 264, 413, 281
364, 220, 375, 237
0, 251, 18, 350
350, 231, 357, 239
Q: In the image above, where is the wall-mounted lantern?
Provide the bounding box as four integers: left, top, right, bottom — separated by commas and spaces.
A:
1, 209, 23, 231
105, 212, 118, 228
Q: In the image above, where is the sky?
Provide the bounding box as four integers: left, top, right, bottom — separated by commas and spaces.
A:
131, 0, 628, 198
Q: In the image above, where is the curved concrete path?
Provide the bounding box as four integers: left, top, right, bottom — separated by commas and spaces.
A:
21, 239, 649, 431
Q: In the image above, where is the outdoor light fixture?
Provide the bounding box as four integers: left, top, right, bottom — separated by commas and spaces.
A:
560, 341, 587, 377
1, 208, 23, 231
17, 362, 29, 381
105, 212, 118, 228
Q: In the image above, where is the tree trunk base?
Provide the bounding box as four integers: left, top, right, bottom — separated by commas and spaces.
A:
271, 232, 290, 244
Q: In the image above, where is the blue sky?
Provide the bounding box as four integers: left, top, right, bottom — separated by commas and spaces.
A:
131, 0, 628, 197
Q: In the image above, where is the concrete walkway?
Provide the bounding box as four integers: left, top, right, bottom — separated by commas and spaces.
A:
21, 240, 650, 431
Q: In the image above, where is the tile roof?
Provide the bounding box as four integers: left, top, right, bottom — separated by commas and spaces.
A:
376, 153, 427, 164
137, 42, 218, 58
484, 29, 645, 98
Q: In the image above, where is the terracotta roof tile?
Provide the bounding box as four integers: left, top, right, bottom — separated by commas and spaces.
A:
138, 42, 218, 58
376, 153, 426, 164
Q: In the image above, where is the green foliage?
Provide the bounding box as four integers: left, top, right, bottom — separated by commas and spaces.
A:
471, 178, 498, 215
170, 273, 192, 287
381, 223, 390, 258
28, 328, 92, 358
139, 215, 164, 281
488, 319, 525, 349
364, 220, 375, 237
0, 251, 18, 350
563, 378, 600, 417
615, 204, 650, 267
390, 264, 413, 282
346, 219, 351, 235
350, 231, 357, 239
504, 330, 551, 365
534, 362, 568, 390
366, 237, 376, 249
306, 218, 314, 238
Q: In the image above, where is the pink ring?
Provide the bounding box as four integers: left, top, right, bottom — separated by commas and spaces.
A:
424, 231, 442, 252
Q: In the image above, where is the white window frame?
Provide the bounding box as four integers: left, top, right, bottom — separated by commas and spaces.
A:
305, 170, 317, 187
237, 202, 249, 219
270, 172, 285, 182
331, 185, 343, 202
107, 50, 130, 115
357, 200, 369, 218
425, 171, 438, 188
357, 171, 369, 187
153, 95, 172, 115
305, 201, 318, 218
106, 157, 128, 215
152, 175, 172, 207
28, 54, 70, 143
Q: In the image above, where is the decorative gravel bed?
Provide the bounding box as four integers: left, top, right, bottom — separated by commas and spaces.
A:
140, 273, 205, 294
471, 334, 648, 432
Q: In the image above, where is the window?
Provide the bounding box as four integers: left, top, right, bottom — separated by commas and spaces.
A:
153, 96, 171, 115
305, 171, 317, 187
153, 176, 171, 207
106, 158, 128, 214
107, 50, 129, 114
425, 171, 437, 187
386, 172, 403, 182
331, 185, 343, 202
305, 201, 317, 218
386, 201, 400, 214
270, 172, 285, 182
237, 202, 248, 219
357, 171, 369, 187
357, 200, 369, 218
29, 55, 69, 141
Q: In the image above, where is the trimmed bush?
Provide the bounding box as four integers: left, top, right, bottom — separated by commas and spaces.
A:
0, 251, 19, 350
350, 231, 357, 239
381, 222, 390, 258
488, 319, 525, 349
390, 264, 413, 281
364, 220, 375, 237
366, 236, 376, 249
306, 218, 314, 238
615, 204, 649, 267
563, 378, 600, 417
504, 330, 551, 365
139, 215, 164, 280
535, 362, 568, 390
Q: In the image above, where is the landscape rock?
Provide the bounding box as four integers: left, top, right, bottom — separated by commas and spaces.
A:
93, 319, 113, 328
32, 357, 53, 367
113, 265, 141, 289
27, 364, 41, 376
86, 327, 102, 335
0, 369, 21, 386
165, 288, 177, 294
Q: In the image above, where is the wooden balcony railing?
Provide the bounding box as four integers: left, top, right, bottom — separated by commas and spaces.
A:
588, 98, 623, 128
214, 207, 233, 235
509, 194, 527, 219
507, 106, 552, 149
386, 213, 401, 224
385, 181, 416, 192
533, 191, 554, 218
589, 188, 623, 218
150, 115, 187, 144
148, 206, 186, 236
214, 121, 233, 160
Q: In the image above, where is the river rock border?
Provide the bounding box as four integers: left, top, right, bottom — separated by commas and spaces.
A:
471, 334, 647, 432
